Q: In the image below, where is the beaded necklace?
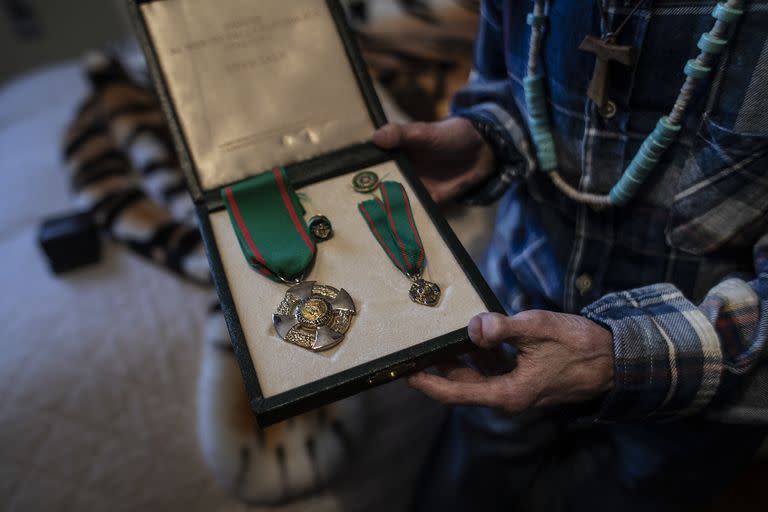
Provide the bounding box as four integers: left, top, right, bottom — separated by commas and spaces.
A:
524, 0, 745, 207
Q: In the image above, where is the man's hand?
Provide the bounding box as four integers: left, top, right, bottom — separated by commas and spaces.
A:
372, 118, 496, 204
408, 311, 615, 414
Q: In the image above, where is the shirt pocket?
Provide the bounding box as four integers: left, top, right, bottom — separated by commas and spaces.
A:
666, 118, 768, 255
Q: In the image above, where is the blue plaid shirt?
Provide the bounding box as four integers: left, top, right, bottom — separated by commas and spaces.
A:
453, 0, 768, 422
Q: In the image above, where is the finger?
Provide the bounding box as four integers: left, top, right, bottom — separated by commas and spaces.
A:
372, 122, 435, 150
465, 347, 516, 376
407, 371, 501, 407
371, 123, 403, 149
436, 362, 486, 383
468, 312, 534, 350
423, 167, 493, 204
397, 122, 435, 149
422, 177, 467, 204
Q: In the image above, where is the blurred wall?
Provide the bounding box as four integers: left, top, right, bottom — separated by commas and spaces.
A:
0, 0, 131, 84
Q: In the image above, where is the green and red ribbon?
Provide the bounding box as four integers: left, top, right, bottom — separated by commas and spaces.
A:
358, 181, 426, 278
222, 167, 315, 282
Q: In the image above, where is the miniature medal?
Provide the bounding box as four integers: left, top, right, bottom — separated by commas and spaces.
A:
352, 170, 380, 193
308, 215, 333, 242
357, 180, 441, 307
222, 167, 355, 352
408, 277, 441, 307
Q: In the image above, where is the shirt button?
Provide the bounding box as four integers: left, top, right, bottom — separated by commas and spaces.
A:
575, 274, 593, 295
600, 100, 617, 119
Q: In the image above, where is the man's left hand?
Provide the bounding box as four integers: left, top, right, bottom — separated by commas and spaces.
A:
408, 311, 615, 414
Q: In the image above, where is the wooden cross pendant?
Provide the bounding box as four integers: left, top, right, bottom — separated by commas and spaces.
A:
579, 34, 635, 112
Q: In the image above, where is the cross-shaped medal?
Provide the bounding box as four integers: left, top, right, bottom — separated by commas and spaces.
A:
579, 34, 635, 113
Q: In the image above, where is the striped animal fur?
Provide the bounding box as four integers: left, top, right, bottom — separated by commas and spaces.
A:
199, 301, 365, 504
63, 53, 208, 283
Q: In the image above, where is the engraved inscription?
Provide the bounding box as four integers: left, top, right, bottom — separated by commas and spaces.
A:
141, 0, 374, 190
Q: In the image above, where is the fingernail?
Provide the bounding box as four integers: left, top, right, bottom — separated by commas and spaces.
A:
468, 314, 484, 344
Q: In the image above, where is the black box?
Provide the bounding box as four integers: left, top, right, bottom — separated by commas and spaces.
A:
129, 0, 503, 426
39, 210, 102, 274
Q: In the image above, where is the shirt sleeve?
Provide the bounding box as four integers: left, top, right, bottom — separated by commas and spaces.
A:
581, 233, 768, 422
449, 0, 534, 205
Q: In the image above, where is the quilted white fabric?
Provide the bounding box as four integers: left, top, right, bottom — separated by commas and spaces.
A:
0, 62, 493, 511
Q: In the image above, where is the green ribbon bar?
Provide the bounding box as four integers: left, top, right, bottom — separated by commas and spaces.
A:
358, 181, 426, 278
221, 167, 315, 282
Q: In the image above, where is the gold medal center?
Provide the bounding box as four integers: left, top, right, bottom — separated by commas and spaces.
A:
299, 298, 330, 324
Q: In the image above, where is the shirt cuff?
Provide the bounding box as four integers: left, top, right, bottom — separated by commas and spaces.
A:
581, 283, 723, 422
451, 102, 534, 205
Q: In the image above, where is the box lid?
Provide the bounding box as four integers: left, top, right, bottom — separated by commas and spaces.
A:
135, 0, 382, 199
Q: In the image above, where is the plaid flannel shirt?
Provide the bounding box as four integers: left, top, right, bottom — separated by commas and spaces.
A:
453, 0, 768, 422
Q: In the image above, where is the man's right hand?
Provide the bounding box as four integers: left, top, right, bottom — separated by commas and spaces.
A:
372, 117, 496, 204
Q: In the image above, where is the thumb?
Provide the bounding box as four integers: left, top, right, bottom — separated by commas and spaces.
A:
372, 122, 434, 150
372, 123, 405, 149
468, 312, 529, 350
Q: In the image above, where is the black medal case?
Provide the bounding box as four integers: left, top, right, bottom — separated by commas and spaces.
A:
129, 0, 503, 426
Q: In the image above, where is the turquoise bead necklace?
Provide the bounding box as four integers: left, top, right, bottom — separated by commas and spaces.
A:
524, 0, 745, 207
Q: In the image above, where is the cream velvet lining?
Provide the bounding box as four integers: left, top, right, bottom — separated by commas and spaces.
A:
141, 0, 374, 191
210, 161, 488, 397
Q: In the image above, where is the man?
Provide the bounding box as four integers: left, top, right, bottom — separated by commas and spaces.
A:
372, 1, 768, 510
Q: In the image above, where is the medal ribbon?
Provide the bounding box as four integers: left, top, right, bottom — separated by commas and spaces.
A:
222, 167, 315, 282
358, 181, 426, 277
